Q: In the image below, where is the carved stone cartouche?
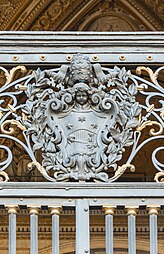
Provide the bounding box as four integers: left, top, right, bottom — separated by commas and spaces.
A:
22, 53, 141, 182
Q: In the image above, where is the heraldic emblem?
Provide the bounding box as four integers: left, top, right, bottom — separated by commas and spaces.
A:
19, 53, 141, 182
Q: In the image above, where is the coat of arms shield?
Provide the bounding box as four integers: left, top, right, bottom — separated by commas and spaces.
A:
22, 53, 141, 182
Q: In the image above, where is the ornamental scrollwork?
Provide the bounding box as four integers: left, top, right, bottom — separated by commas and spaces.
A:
0, 53, 163, 183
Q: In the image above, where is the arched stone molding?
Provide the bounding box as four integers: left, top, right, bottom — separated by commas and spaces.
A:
78, 9, 139, 32
38, 238, 164, 254
78, 0, 160, 32
0, 0, 163, 31
7, 0, 53, 31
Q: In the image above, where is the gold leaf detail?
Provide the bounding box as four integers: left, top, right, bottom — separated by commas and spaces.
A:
0, 171, 9, 182
0, 111, 3, 119
6, 66, 26, 84
136, 120, 163, 136
136, 66, 158, 85
154, 172, 164, 183
146, 104, 154, 113
7, 104, 16, 113
1, 120, 26, 135
22, 112, 28, 121
160, 110, 164, 120
114, 164, 135, 177
18, 85, 27, 91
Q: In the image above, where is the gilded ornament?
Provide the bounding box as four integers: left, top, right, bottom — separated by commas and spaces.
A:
119, 55, 126, 61
154, 172, 164, 183
40, 55, 46, 61
92, 55, 99, 61
136, 66, 159, 85
160, 110, 164, 120
12, 56, 19, 61
136, 120, 163, 136
0, 55, 163, 184
147, 55, 153, 61
1, 119, 26, 135
0, 171, 9, 182
0, 65, 26, 84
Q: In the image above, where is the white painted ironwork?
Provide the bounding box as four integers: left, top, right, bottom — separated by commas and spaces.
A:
0, 32, 163, 253
148, 207, 159, 254
76, 200, 90, 254
7, 206, 17, 254
29, 207, 39, 254
127, 207, 137, 254
2, 201, 163, 253
103, 206, 115, 254
50, 206, 61, 254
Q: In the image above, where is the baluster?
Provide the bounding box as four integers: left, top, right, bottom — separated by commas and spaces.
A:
103, 206, 115, 254
76, 199, 90, 254
148, 206, 159, 254
7, 206, 18, 254
50, 206, 62, 254
29, 206, 39, 254
127, 207, 137, 254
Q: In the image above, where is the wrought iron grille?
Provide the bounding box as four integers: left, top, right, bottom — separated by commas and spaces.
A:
0, 32, 163, 254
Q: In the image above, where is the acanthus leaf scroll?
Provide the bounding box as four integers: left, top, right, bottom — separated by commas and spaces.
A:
0, 53, 163, 183
22, 54, 141, 182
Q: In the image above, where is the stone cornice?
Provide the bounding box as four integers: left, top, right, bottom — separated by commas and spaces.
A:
0, 32, 163, 65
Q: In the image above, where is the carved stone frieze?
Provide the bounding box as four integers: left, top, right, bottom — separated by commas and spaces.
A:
0, 0, 25, 30
30, 0, 89, 31
144, 0, 164, 20
0, 0, 163, 31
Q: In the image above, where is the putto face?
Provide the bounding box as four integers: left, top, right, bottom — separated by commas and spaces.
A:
75, 90, 88, 105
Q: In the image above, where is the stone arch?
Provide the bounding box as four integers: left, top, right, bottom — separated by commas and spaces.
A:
1, 0, 163, 31
38, 238, 164, 254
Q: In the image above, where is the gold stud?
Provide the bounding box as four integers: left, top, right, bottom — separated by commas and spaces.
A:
92, 55, 99, 61
66, 55, 73, 61
119, 55, 126, 61
40, 55, 46, 61
147, 55, 153, 61
12, 55, 19, 61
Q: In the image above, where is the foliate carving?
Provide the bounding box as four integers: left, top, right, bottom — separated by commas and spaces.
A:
21, 53, 141, 182
145, 0, 164, 20
0, 0, 163, 31
0, 54, 163, 183
0, 0, 24, 30
30, 0, 72, 31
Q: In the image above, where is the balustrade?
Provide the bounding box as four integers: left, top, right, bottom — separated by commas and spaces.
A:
1, 186, 162, 254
